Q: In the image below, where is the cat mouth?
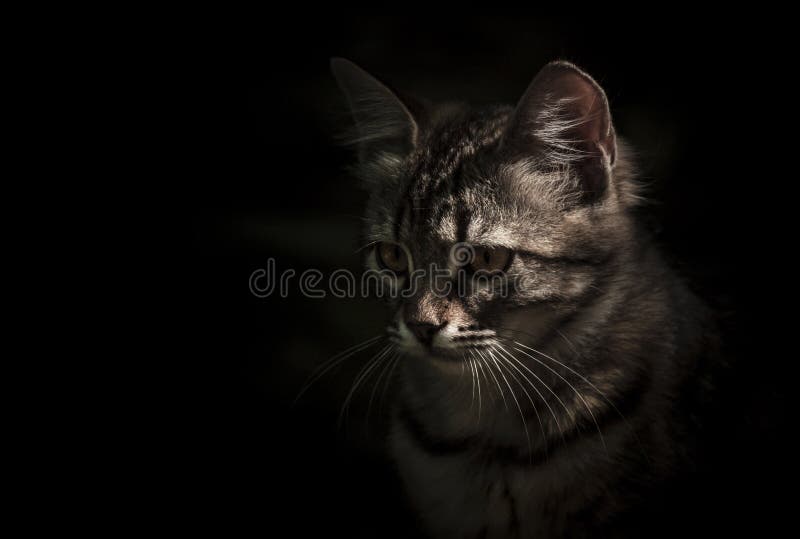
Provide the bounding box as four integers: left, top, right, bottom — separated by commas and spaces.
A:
387, 326, 498, 360
435, 337, 498, 360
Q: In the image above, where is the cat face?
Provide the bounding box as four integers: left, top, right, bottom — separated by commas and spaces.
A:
333, 59, 637, 362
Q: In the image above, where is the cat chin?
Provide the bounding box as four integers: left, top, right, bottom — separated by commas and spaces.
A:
409, 345, 493, 368
407, 352, 466, 379
405, 347, 461, 363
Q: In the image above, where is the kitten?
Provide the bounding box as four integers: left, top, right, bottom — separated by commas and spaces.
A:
332, 58, 717, 538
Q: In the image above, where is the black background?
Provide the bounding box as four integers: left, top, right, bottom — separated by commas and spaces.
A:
181, 14, 788, 536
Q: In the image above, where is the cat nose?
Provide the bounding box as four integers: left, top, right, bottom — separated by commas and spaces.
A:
406, 321, 447, 346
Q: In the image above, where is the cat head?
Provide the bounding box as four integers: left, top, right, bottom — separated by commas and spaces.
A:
332, 58, 640, 363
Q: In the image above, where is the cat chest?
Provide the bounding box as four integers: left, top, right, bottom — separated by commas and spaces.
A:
391, 425, 582, 538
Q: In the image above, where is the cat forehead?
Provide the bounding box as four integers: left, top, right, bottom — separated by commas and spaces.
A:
398, 188, 522, 246
371, 116, 509, 242
362, 106, 576, 247
415, 104, 512, 166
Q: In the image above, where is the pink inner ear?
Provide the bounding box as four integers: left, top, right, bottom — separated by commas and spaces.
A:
547, 71, 615, 164
511, 62, 617, 167
504, 61, 618, 201
558, 74, 608, 141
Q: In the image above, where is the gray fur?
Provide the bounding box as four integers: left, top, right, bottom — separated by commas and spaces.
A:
333, 58, 716, 538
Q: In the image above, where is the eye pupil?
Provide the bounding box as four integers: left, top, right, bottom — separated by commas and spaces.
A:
376, 242, 408, 274
468, 246, 512, 273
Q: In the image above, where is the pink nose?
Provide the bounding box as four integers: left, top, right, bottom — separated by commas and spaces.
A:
406, 321, 446, 346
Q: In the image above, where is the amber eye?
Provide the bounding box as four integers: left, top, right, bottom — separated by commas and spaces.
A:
469, 246, 512, 273
376, 242, 409, 274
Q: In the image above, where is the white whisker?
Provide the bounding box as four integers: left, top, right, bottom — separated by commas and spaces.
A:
512, 342, 608, 456
366, 349, 399, 430
494, 342, 567, 444
486, 348, 533, 460
476, 349, 507, 410
339, 344, 394, 428
294, 335, 383, 405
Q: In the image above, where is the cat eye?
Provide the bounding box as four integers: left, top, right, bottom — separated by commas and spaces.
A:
469, 246, 513, 273
376, 242, 409, 274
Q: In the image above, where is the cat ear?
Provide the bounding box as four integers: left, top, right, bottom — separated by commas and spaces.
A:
504, 61, 616, 201
331, 58, 418, 163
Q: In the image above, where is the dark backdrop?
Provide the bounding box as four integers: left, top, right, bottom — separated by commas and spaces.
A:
182, 14, 788, 536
